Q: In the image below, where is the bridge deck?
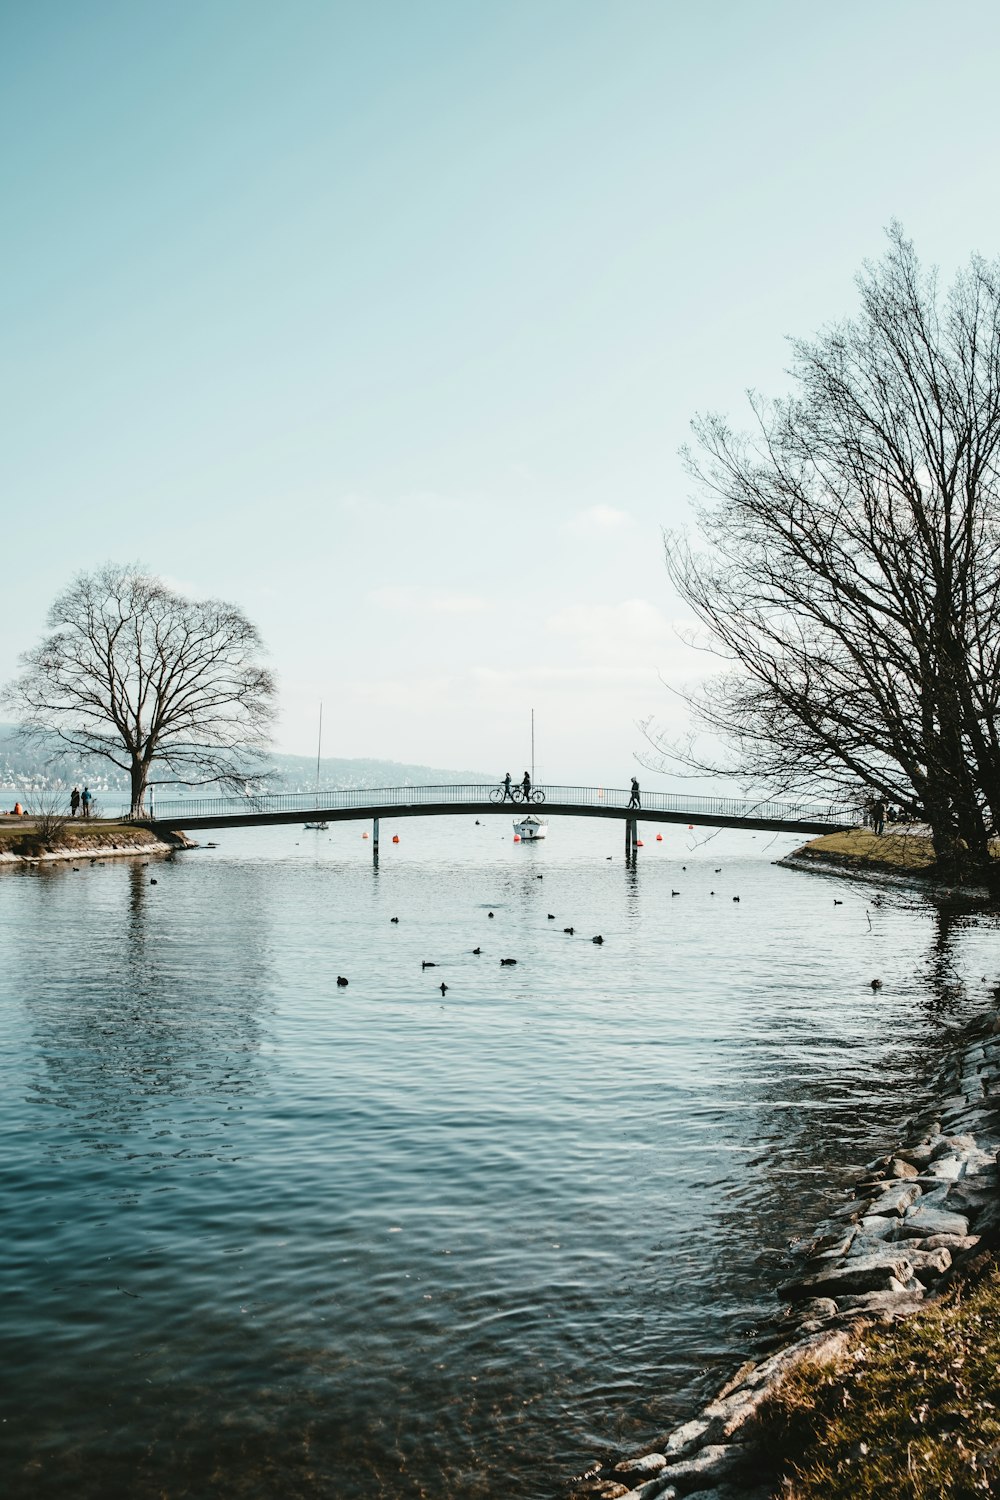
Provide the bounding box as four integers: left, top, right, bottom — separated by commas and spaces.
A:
139, 783, 858, 837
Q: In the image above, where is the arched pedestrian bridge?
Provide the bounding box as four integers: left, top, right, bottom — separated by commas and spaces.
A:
141, 782, 860, 849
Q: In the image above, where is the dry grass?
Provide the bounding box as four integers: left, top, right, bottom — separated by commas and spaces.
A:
801, 828, 938, 870
0, 821, 157, 856
759, 1270, 1000, 1498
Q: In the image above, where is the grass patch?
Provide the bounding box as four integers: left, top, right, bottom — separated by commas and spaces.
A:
761, 1269, 1000, 1498
0, 821, 157, 854
801, 828, 938, 871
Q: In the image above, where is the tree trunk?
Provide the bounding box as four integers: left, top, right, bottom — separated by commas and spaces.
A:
130, 758, 148, 817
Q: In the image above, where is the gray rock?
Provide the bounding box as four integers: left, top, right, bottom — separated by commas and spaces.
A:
896, 1143, 935, 1168
836, 1288, 925, 1313
617, 1479, 677, 1500
794, 1297, 839, 1319
857, 1214, 898, 1239
751, 1328, 853, 1388
659, 1446, 742, 1487
866, 1182, 921, 1216
943, 1180, 998, 1215
663, 1419, 711, 1459
615, 1454, 667, 1478
703, 1382, 773, 1438
904, 1246, 953, 1275
961, 1154, 998, 1177
886, 1157, 919, 1179
924, 1155, 965, 1180
920, 1233, 980, 1252
960, 1075, 985, 1096
779, 1253, 914, 1301
847, 1233, 903, 1260
804, 1231, 855, 1260
893, 1206, 970, 1239
931, 1134, 977, 1159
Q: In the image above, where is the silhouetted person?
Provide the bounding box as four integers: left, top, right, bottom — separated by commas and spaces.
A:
81, 786, 92, 820
629, 776, 640, 809
522, 771, 531, 800
503, 771, 512, 800
70, 787, 80, 818
872, 799, 886, 835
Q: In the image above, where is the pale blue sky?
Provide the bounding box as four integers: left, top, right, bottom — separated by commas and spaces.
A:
4, 1, 1000, 783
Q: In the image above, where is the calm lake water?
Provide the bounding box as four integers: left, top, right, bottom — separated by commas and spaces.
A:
2, 815, 998, 1498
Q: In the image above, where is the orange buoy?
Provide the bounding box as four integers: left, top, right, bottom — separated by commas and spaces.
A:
688, 824, 694, 830
392, 834, 400, 843
636, 839, 644, 847
513, 834, 521, 842
656, 833, 663, 841
362, 831, 369, 839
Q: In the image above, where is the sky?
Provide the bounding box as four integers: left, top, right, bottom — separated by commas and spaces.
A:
4, 0, 1000, 787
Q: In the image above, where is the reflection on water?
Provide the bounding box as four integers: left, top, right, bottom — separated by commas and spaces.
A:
1, 821, 998, 1499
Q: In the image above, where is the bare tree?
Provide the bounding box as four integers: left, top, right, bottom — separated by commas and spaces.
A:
3, 564, 277, 816
651, 225, 1000, 878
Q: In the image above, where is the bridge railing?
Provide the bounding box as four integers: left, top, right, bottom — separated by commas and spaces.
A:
130, 783, 861, 826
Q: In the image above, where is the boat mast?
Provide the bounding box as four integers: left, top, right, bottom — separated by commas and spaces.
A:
315, 702, 323, 792
531, 707, 535, 785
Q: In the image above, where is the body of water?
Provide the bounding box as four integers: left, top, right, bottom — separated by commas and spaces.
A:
1, 815, 997, 1497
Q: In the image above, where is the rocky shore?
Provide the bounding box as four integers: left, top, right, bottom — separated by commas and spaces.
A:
570, 842, 1000, 1500
0, 824, 193, 864
571, 1015, 1000, 1500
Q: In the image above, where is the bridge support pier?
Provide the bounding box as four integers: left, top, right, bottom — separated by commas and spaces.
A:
372, 817, 379, 858
626, 817, 637, 856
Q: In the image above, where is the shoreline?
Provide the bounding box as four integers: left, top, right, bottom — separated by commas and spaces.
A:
0, 823, 194, 865
571, 834, 1000, 1500
572, 1015, 1000, 1500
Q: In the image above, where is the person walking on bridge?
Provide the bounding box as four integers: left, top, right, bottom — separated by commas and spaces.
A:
522, 770, 531, 801
629, 776, 640, 809
503, 771, 512, 801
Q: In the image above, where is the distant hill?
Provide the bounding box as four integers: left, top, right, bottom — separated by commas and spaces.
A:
0, 723, 495, 797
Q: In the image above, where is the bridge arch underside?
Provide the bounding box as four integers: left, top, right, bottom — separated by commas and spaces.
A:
150, 802, 850, 837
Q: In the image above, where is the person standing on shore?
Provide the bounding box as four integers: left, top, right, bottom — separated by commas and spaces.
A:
872, 799, 886, 835
81, 786, 92, 820
70, 787, 80, 818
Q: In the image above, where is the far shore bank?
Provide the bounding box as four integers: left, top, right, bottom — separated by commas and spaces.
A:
777, 826, 1000, 900
0, 820, 193, 864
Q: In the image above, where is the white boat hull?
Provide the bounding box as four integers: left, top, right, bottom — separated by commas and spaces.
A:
513, 816, 547, 840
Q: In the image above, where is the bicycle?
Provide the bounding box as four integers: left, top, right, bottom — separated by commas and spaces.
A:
490, 784, 545, 804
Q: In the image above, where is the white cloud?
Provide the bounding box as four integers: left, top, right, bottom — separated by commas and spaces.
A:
565, 504, 633, 535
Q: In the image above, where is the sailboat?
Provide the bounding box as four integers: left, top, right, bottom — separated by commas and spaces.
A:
304, 703, 329, 830
513, 708, 549, 841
